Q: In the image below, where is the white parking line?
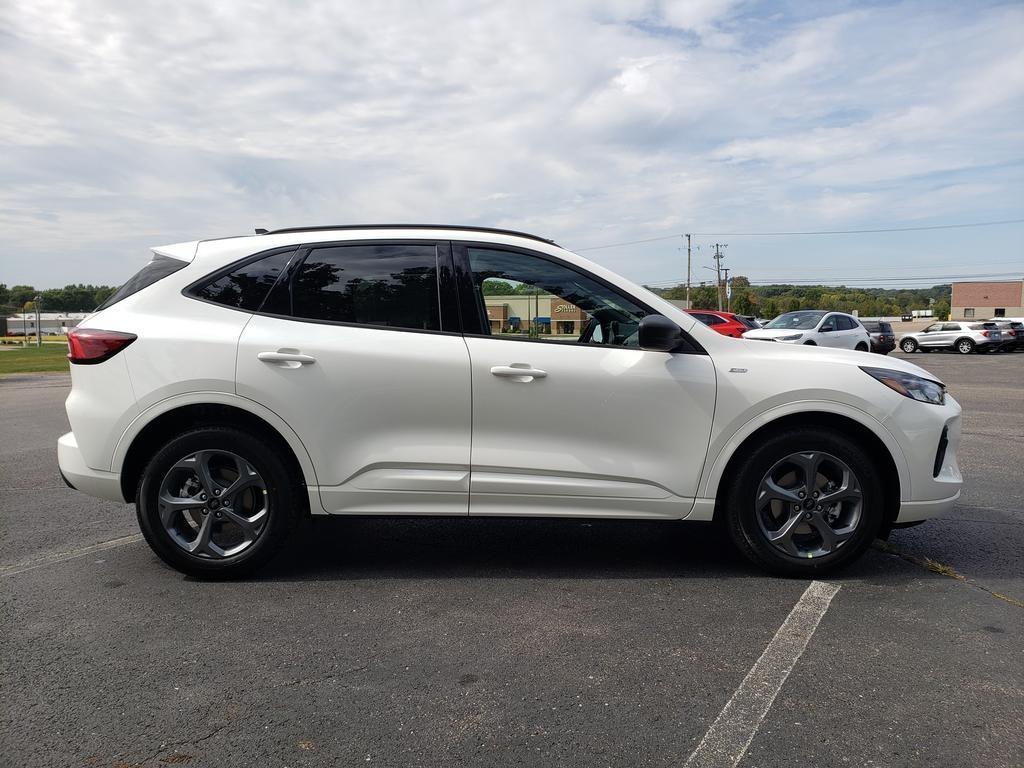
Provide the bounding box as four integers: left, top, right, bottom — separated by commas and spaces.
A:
0, 533, 144, 577
683, 580, 841, 768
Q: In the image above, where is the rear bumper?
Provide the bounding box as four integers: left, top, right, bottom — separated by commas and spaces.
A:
896, 491, 960, 523
57, 432, 125, 503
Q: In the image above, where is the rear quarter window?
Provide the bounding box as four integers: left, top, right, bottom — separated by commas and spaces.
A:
192, 249, 295, 311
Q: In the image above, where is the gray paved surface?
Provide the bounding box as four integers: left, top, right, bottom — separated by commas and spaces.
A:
1, 350, 1022, 767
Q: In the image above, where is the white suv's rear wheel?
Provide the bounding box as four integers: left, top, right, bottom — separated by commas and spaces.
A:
136, 427, 300, 578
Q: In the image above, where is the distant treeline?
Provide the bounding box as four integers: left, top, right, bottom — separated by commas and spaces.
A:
0, 283, 117, 314
650, 278, 951, 319
1, 278, 953, 320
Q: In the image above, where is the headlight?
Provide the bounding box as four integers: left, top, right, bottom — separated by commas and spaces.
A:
860, 366, 946, 405
776, 333, 803, 341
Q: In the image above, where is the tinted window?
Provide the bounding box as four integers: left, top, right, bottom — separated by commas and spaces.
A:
196, 250, 294, 310
837, 315, 857, 331
290, 244, 440, 330
467, 248, 647, 347
861, 321, 880, 332
96, 254, 187, 310
942, 323, 961, 331
691, 312, 721, 326
879, 323, 893, 333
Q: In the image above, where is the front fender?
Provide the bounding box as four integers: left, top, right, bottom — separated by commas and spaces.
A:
698, 399, 911, 503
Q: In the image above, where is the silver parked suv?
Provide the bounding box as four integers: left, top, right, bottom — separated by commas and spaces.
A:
899, 321, 1004, 355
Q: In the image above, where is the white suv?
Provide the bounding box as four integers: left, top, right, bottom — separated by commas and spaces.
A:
742, 310, 871, 350
58, 225, 962, 578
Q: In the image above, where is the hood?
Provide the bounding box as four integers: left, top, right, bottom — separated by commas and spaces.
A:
742, 328, 809, 340
732, 336, 943, 382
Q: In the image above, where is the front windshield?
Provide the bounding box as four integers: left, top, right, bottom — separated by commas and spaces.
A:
765, 311, 826, 330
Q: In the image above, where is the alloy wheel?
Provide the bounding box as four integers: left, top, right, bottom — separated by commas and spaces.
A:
754, 451, 863, 559
958, 340, 973, 354
901, 340, 916, 352
157, 450, 269, 558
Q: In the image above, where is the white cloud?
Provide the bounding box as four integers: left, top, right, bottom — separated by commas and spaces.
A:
0, 0, 1021, 286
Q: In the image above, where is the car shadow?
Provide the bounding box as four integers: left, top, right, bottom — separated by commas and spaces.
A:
251, 516, 765, 582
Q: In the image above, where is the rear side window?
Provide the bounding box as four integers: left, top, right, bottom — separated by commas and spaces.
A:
837, 316, 857, 331
290, 244, 440, 331
96, 254, 188, 310
194, 250, 295, 311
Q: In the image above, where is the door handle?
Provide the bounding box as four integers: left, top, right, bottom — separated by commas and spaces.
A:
258, 350, 316, 367
490, 364, 547, 381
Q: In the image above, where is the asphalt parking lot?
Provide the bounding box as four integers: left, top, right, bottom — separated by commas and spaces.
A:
1, 350, 1022, 767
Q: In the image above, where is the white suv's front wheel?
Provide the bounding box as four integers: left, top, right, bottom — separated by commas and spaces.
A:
724, 428, 884, 576
136, 427, 301, 578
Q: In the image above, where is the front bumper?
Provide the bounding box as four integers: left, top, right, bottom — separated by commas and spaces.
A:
896, 490, 960, 523
58, 432, 125, 503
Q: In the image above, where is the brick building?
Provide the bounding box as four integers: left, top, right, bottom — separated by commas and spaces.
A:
950, 280, 1024, 320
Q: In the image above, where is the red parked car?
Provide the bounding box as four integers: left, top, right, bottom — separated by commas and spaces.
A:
685, 310, 760, 338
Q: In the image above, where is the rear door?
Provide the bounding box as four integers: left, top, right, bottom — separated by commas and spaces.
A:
455, 243, 716, 519
235, 240, 472, 515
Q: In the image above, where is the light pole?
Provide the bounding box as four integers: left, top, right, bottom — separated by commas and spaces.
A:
34, 295, 42, 348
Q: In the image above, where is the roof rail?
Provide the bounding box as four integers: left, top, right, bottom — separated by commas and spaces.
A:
257, 224, 558, 245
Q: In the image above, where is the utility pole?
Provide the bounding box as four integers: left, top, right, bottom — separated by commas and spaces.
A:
685, 234, 692, 309
712, 243, 727, 311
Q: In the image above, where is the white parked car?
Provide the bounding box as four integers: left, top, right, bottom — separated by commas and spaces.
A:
742, 310, 871, 350
58, 225, 962, 578
898, 321, 1004, 355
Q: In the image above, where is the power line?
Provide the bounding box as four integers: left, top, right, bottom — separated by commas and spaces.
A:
642, 271, 1022, 287
573, 218, 1024, 252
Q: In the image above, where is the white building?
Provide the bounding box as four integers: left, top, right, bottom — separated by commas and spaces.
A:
3, 312, 88, 336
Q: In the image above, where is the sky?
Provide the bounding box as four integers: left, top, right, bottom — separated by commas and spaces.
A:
1, 0, 1022, 289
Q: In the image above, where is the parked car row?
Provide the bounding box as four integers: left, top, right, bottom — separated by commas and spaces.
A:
899, 319, 1024, 354
687, 310, 1024, 357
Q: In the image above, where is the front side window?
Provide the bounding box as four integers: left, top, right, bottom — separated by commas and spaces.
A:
466, 248, 647, 347
195, 250, 295, 310
290, 244, 440, 331
925, 323, 943, 332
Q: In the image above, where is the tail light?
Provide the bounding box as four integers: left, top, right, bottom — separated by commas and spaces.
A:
981, 331, 989, 337
67, 328, 137, 365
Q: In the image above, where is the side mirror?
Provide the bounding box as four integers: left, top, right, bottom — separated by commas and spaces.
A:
639, 314, 684, 352
820, 325, 835, 333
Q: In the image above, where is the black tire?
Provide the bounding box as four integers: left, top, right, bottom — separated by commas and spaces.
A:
136, 427, 302, 578
855, 342, 869, 352
900, 338, 918, 353
955, 338, 975, 355
803, 340, 817, 346
723, 427, 884, 576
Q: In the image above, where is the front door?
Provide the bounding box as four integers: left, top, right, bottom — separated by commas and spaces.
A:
919, 322, 948, 347
455, 244, 717, 519
236, 240, 471, 515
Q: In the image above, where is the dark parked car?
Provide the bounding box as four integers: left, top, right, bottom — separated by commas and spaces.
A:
861, 320, 896, 355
